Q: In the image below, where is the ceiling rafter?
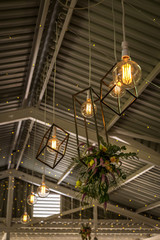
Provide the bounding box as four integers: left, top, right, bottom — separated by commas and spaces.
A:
4, 170, 160, 229
37, 0, 78, 106
136, 201, 160, 214
7, 0, 50, 170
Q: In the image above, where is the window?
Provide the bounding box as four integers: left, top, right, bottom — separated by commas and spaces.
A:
33, 194, 60, 217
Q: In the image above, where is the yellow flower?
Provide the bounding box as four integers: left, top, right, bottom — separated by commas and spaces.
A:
100, 144, 103, 150
110, 156, 117, 162
89, 159, 95, 167
100, 144, 107, 152
76, 180, 82, 187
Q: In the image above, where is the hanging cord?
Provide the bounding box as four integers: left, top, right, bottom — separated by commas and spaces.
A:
31, 107, 38, 191
53, 22, 58, 124
57, 0, 104, 10
126, 2, 160, 27
24, 180, 28, 212
121, 0, 126, 42
88, 0, 91, 87
43, 85, 48, 178
112, 0, 117, 62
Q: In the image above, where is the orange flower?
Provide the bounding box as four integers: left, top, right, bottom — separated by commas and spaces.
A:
104, 160, 109, 165
106, 165, 112, 172
110, 156, 117, 162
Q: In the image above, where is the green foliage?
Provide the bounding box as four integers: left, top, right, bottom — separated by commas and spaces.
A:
74, 137, 138, 206
79, 224, 91, 240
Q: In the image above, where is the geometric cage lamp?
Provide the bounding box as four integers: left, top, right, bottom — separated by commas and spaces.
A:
36, 123, 70, 169
100, 64, 138, 116
73, 86, 101, 166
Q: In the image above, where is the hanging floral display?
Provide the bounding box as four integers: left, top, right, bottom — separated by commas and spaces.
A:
75, 136, 138, 209
79, 223, 91, 240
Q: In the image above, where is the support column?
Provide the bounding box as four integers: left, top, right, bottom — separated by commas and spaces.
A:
93, 205, 98, 238
5, 176, 15, 240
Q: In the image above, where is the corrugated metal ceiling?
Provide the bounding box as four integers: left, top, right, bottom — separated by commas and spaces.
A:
0, 0, 160, 230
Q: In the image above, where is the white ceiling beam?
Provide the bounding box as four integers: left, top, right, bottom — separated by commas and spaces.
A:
11, 169, 77, 199
57, 162, 77, 185
107, 62, 160, 131
7, 0, 50, 170
37, 0, 78, 105
23, 0, 50, 104
12, 205, 92, 228
0, 170, 11, 180
108, 164, 154, 194
136, 201, 160, 214
0, 228, 159, 234
109, 128, 160, 144
10, 170, 160, 228
108, 134, 160, 167
1, 107, 160, 168
106, 203, 160, 228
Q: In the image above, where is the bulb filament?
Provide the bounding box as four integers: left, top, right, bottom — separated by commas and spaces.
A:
30, 194, 34, 203
122, 63, 132, 84
86, 100, 92, 115
51, 138, 57, 150
41, 185, 46, 195
23, 214, 28, 222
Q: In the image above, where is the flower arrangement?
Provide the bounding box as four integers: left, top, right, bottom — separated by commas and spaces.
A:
79, 223, 91, 240
75, 136, 138, 209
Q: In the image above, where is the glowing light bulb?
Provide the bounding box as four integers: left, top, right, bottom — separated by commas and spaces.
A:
37, 182, 50, 198
41, 185, 46, 195
86, 100, 92, 115
27, 192, 37, 205
113, 56, 141, 89
21, 212, 30, 224
47, 136, 60, 154
51, 138, 57, 149
109, 81, 126, 98
122, 62, 132, 85
81, 98, 97, 118
23, 214, 27, 222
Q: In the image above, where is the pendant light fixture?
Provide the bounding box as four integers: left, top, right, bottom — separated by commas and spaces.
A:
36, 24, 69, 169
21, 183, 30, 224
37, 174, 50, 198
112, 0, 141, 89
27, 120, 37, 206
81, 91, 97, 118
27, 185, 37, 205
21, 210, 30, 224
47, 23, 60, 155
47, 127, 60, 154
81, 0, 97, 118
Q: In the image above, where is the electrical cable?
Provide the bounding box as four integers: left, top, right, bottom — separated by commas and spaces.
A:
88, 0, 91, 87
126, 1, 160, 27
121, 0, 126, 42
57, 0, 104, 10
53, 22, 58, 124
112, 0, 117, 63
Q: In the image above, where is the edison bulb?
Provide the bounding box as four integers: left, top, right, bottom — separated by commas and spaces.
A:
81, 98, 97, 118
27, 192, 37, 205
109, 81, 126, 98
20, 212, 30, 224
37, 182, 50, 198
113, 56, 141, 89
47, 136, 60, 154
